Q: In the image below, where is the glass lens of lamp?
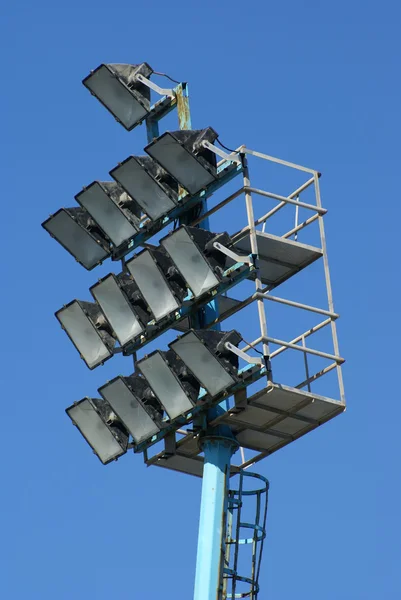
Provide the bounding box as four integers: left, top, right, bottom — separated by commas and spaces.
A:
138, 353, 194, 419
162, 227, 219, 297
57, 302, 112, 369
44, 210, 109, 269
85, 65, 148, 129
67, 399, 124, 463
146, 133, 215, 195
126, 250, 178, 321
91, 276, 143, 346
170, 331, 235, 397
77, 183, 138, 247
112, 158, 175, 220
100, 379, 159, 444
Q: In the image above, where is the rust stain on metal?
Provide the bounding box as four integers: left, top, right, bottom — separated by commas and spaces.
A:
175, 83, 191, 130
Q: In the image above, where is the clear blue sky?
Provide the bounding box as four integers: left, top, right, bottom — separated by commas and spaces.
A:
2, 1, 401, 598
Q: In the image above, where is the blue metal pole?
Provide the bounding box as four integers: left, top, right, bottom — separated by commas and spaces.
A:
175, 86, 239, 600
194, 437, 238, 600
146, 85, 237, 599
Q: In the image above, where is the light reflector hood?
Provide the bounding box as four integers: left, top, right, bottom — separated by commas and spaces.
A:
83, 63, 153, 130
126, 248, 186, 322
90, 273, 148, 347
161, 225, 231, 298
137, 349, 199, 419
170, 329, 242, 397
99, 374, 162, 445
66, 397, 128, 464
42, 208, 110, 270
110, 156, 178, 221
75, 181, 141, 248
56, 300, 115, 369
145, 128, 219, 195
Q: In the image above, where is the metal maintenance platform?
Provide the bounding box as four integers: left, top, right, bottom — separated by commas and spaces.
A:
143, 147, 345, 477
233, 231, 323, 287
146, 383, 345, 476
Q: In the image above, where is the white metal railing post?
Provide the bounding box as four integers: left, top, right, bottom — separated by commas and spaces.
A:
241, 153, 271, 376
313, 173, 346, 402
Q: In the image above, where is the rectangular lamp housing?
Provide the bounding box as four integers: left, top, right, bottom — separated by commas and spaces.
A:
137, 349, 199, 420
110, 156, 178, 221
75, 181, 141, 248
42, 207, 111, 270
126, 248, 186, 322
161, 225, 231, 298
56, 300, 115, 369
99, 374, 163, 445
66, 397, 128, 464
82, 63, 153, 131
170, 329, 242, 397
90, 273, 149, 347
145, 128, 219, 195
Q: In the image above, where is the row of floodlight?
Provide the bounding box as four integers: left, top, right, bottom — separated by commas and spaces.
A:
42, 126, 223, 270
66, 328, 243, 464
56, 224, 249, 369
51, 62, 252, 467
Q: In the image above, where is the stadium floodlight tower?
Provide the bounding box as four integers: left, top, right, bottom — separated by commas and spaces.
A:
42, 62, 346, 600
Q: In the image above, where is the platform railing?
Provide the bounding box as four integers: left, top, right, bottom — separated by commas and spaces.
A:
144, 145, 345, 478
196, 146, 345, 405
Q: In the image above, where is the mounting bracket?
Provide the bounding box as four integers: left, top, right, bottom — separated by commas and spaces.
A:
135, 73, 174, 98
224, 342, 263, 365
163, 432, 177, 456
202, 140, 242, 165
213, 241, 253, 265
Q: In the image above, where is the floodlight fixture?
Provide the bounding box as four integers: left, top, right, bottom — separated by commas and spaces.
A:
145, 128, 219, 195
110, 156, 179, 222
170, 329, 242, 397
42, 208, 110, 270
126, 248, 186, 322
56, 300, 115, 369
137, 349, 200, 420
161, 225, 231, 298
75, 181, 141, 248
66, 397, 128, 464
90, 272, 149, 347
99, 373, 163, 445
83, 63, 154, 131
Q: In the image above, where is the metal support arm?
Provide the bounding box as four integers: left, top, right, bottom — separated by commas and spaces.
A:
213, 241, 254, 265
225, 342, 263, 366
135, 73, 174, 97
202, 139, 242, 165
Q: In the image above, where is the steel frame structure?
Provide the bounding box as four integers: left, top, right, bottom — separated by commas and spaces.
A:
57, 68, 346, 600
145, 146, 345, 475
142, 141, 346, 598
